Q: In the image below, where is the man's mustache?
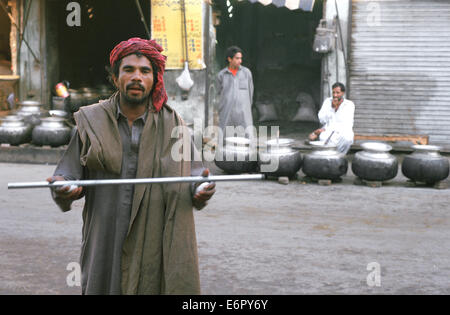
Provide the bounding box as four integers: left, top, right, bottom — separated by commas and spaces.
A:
126, 83, 145, 91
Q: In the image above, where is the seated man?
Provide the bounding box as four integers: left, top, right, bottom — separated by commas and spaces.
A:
308, 82, 355, 154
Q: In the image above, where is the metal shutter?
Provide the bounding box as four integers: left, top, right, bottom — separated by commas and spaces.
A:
349, 0, 450, 147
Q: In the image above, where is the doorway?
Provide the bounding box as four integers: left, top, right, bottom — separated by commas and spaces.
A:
213, 0, 323, 140
46, 0, 150, 92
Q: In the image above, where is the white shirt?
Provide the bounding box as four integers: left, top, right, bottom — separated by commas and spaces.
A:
318, 97, 355, 145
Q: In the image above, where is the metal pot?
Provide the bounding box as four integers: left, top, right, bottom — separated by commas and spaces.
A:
67, 89, 85, 113
32, 117, 72, 147
15, 100, 47, 127
215, 137, 258, 174
352, 142, 398, 182
52, 96, 67, 110
96, 84, 114, 100
401, 145, 449, 184
302, 141, 348, 180
0, 115, 32, 145
80, 87, 100, 106
258, 138, 303, 178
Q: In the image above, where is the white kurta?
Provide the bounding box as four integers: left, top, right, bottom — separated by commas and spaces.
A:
318, 97, 355, 153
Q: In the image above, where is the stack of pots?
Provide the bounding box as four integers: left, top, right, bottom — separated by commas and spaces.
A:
352, 142, 398, 183
401, 144, 449, 185
215, 137, 258, 174
302, 141, 348, 180
258, 138, 303, 178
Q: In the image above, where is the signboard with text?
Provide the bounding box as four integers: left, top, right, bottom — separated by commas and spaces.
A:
151, 0, 204, 70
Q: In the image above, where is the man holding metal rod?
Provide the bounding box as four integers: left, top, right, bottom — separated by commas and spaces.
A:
46, 38, 215, 295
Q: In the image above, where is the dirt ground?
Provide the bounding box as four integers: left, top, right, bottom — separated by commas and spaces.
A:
0, 157, 449, 295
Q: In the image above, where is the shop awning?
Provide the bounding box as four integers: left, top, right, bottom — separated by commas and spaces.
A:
240, 0, 315, 11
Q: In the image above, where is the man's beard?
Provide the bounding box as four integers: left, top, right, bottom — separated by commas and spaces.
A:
122, 83, 151, 106
123, 93, 150, 106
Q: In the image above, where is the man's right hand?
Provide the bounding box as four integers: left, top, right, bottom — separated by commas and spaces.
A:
308, 128, 325, 141
46, 176, 83, 200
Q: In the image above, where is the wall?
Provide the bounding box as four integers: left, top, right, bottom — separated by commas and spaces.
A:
162, 1, 213, 126
18, 0, 46, 104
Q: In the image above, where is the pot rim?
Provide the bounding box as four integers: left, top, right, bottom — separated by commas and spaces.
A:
1, 115, 24, 122
225, 137, 251, 146
17, 100, 44, 107
360, 141, 392, 152
49, 110, 69, 118
308, 140, 337, 149
40, 116, 66, 122
266, 138, 294, 147
411, 144, 442, 152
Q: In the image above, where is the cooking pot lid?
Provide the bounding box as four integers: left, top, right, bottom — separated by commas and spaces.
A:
308, 140, 337, 148
17, 100, 43, 106
360, 142, 392, 152
411, 144, 442, 152
266, 138, 294, 147
225, 137, 251, 146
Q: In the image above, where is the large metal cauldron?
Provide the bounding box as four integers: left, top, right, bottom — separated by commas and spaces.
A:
302, 141, 348, 180
352, 142, 398, 182
215, 137, 258, 174
67, 89, 85, 113
401, 145, 449, 184
258, 138, 303, 178
0, 115, 32, 145
32, 117, 72, 147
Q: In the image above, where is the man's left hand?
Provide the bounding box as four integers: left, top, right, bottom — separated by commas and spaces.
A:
193, 168, 216, 210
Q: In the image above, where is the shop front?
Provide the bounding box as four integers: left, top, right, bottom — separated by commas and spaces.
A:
212, 0, 324, 139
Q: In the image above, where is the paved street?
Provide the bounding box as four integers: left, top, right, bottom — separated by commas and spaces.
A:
1, 158, 449, 295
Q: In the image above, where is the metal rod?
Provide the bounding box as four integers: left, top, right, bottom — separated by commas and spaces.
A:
8, 174, 265, 190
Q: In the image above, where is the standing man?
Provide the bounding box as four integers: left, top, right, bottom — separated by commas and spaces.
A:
46, 38, 215, 295
308, 82, 355, 154
217, 46, 254, 139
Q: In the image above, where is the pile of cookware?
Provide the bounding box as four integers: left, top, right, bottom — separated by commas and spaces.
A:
0, 84, 115, 148
213, 137, 449, 187
0, 100, 72, 147
64, 85, 114, 114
